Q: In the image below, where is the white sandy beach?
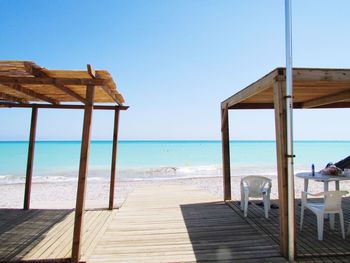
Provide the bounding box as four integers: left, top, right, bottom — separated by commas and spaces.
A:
2, 175, 350, 210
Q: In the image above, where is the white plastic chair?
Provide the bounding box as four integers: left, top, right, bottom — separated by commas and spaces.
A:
300, 191, 348, 240
240, 176, 272, 219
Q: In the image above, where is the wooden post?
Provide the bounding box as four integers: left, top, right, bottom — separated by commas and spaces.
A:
273, 79, 289, 257
71, 85, 95, 263
221, 104, 231, 201
23, 106, 38, 210
109, 108, 120, 210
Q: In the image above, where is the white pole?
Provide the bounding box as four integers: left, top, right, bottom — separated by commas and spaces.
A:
285, 0, 295, 261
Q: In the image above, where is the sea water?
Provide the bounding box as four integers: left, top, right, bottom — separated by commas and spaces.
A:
0, 140, 349, 184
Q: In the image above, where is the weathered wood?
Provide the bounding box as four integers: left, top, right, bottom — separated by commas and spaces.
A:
0, 102, 129, 110
108, 108, 120, 210
273, 79, 289, 257
221, 106, 231, 201
87, 64, 96, 78
23, 106, 38, 210
53, 83, 87, 104
71, 85, 95, 263
89, 185, 284, 263
221, 103, 228, 131
0, 75, 107, 86
0, 91, 28, 103
7, 84, 59, 104
221, 68, 279, 109
99, 85, 123, 105
302, 90, 350, 108
220, 67, 350, 110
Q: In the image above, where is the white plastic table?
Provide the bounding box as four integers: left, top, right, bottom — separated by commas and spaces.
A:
295, 172, 350, 192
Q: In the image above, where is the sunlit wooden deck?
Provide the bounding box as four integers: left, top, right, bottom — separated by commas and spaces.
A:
88, 184, 285, 262
3, 185, 350, 262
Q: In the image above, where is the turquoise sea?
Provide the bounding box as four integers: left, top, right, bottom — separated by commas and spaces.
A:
0, 140, 349, 184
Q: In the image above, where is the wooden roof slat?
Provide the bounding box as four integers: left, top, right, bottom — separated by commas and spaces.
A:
0, 91, 28, 103
222, 68, 280, 109
0, 102, 129, 110
223, 67, 350, 110
7, 84, 59, 105
302, 90, 350, 109
0, 76, 107, 86
0, 61, 125, 105
87, 64, 121, 105
53, 83, 86, 103
24, 62, 95, 104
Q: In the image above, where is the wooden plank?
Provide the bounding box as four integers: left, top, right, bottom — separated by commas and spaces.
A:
23, 106, 38, 210
71, 85, 95, 263
221, 68, 280, 109
87, 64, 122, 105
98, 85, 122, 105
0, 91, 28, 103
24, 62, 91, 104
302, 90, 350, 108
0, 102, 129, 110
87, 64, 96, 78
221, 105, 231, 201
7, 84, 59, 104
0, 76, 107, 86
54, 83, 87, 103
88, 184, 285, 263
273, 78, 289, 258
109, 108, 120, 210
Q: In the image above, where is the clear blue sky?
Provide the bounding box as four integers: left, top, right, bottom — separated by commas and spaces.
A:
1, 0, 350, 140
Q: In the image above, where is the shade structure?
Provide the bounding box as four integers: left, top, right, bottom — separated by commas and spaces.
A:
223, 67, 350, 110
221, 67, 350, 260
0, 60, 128, 263
0, 60, 124, 105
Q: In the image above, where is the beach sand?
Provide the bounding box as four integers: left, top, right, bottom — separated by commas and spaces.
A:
2, 175, 350, 209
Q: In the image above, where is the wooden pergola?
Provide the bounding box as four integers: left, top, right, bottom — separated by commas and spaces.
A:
0, 60, 128, 263
221, 67, 350, 259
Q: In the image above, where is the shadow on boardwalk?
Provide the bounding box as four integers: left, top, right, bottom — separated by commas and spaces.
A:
0, 208, 72, 262
227, 197, 350, 262
180, 201, 286, 262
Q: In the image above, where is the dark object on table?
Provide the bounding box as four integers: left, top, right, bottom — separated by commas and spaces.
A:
335, 155, 350, 170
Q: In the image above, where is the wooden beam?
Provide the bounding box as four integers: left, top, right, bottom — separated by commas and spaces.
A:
54, 82, 86, 104
229, 102, 304, 110
71, 85, 95, 263
0, 102, 129, 110
87, 64, 96, 78
7, 84, 59, 104
314, 101, 350, 109
221, 104, 229, 132
23, 106, 38, 210
24, 62, 87, 103
221, 68, 280, 109
99, 84, 122, 105
87, 64, 121, 105
0, 91, 28, 103
302, 90, 350, 108
221, 105, 231, 201
109, 108, 120, 210
24, 61, 50, 77
273, 79, 289, 258
0, 76, 107, 86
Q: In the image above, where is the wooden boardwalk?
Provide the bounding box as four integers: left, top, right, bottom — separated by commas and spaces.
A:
0, 208, 114, 262
227, 197, 350, 262
89, 184, 285, 262
3, 184, 350, 262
